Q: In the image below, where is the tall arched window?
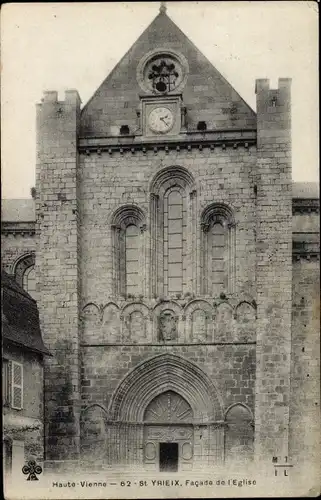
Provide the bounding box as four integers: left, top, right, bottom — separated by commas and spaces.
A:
13, 253, 37, 300
22, 266, 36, 298
125, 224, 140, 295
164, 188, 186, 296
150, 166, 196, 298
111, 205, 146, 297
201, 204, 235, 296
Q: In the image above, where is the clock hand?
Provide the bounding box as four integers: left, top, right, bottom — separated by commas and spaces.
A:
160, 117, 169, 125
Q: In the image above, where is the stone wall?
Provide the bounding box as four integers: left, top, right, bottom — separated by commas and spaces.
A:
290, 257, 320, 475
80, 345, 256, 411
1, 234, 35, 274
78, 147, 257, 303
79, 345, 255, 465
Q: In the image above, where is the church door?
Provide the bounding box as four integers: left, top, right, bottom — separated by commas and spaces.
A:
143, 391, 194, 472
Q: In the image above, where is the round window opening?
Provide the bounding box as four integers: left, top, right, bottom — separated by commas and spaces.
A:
137, 50, 189, 95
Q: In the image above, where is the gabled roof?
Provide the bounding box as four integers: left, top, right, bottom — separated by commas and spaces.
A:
80, 10, 256, 137
2, 270, 51, 356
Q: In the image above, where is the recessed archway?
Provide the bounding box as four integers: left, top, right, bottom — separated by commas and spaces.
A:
108, 353, 223, 422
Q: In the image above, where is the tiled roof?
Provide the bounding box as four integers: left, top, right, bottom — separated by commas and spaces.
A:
2, 271, 51, 355
292, 182, 319, 199
1, 199, 35, 222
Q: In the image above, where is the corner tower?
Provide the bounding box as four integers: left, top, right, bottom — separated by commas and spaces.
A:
255, 79, 292, 463
36, 90, 82, 463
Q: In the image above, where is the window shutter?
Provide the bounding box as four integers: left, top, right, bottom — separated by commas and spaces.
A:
11, 362, 23, 410
2, 360, 10, 405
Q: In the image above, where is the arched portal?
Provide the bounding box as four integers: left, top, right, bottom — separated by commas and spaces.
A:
106, 354, 224, 470
143, 391, 194, 471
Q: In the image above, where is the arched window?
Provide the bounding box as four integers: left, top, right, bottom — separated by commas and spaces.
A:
201, 204, 235, 296
164, 188, 186, 296
125, 224, 140, 295
22, 266, 36, 299
150, 166, 196, 298
13, 253, 37, 300
111, 205, 146, 298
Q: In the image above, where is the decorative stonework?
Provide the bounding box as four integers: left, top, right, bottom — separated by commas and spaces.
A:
13, 252, 35, 287
136, 48, 189, 95
184, 299, 213, 343
158, 309, 178, 342
81, 303, 100, 325
78, 132, 257, 154
108, 353, 224, 422
80, 297, 257, 344
122, 302, 150, 343
1, 222, 36, 237
215, 302, 235, 342
102, 303, 121, 342
144, 391, 193, 423
234, 301, 256, 342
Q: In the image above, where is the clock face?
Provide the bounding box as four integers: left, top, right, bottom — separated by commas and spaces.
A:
148, 107, 174, 133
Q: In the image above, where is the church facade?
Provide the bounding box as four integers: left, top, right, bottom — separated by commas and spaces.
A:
1, 8, 319, 474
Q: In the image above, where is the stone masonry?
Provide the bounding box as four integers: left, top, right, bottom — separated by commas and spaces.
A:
1, 8, 319, 477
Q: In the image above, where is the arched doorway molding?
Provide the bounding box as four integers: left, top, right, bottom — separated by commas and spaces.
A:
108, 353, 223, 423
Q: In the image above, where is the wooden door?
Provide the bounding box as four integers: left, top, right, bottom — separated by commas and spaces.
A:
143, 391, 194, 471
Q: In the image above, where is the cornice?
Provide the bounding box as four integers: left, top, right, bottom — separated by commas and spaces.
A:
1, 222, 36, 237
78, 129, 257, 154
292, 240, 320, 260
292, 198, 319, 214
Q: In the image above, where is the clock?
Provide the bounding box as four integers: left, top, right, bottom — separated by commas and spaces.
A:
148, 107, 174, 134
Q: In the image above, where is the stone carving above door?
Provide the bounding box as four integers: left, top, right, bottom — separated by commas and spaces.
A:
144, 391, 193, 423
146, 425, 193, 441
158, 310, 178, 342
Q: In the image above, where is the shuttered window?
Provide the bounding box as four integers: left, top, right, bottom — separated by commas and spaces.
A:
2, 360, 10, 406
11, 362, 23, 410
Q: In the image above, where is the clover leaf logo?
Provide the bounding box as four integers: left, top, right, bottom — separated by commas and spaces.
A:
22, 460, 42, 480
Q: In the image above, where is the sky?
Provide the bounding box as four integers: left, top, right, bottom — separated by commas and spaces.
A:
1, 1, 319, 199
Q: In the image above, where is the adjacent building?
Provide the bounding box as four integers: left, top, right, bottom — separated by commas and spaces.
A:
2, 270, 50, 476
